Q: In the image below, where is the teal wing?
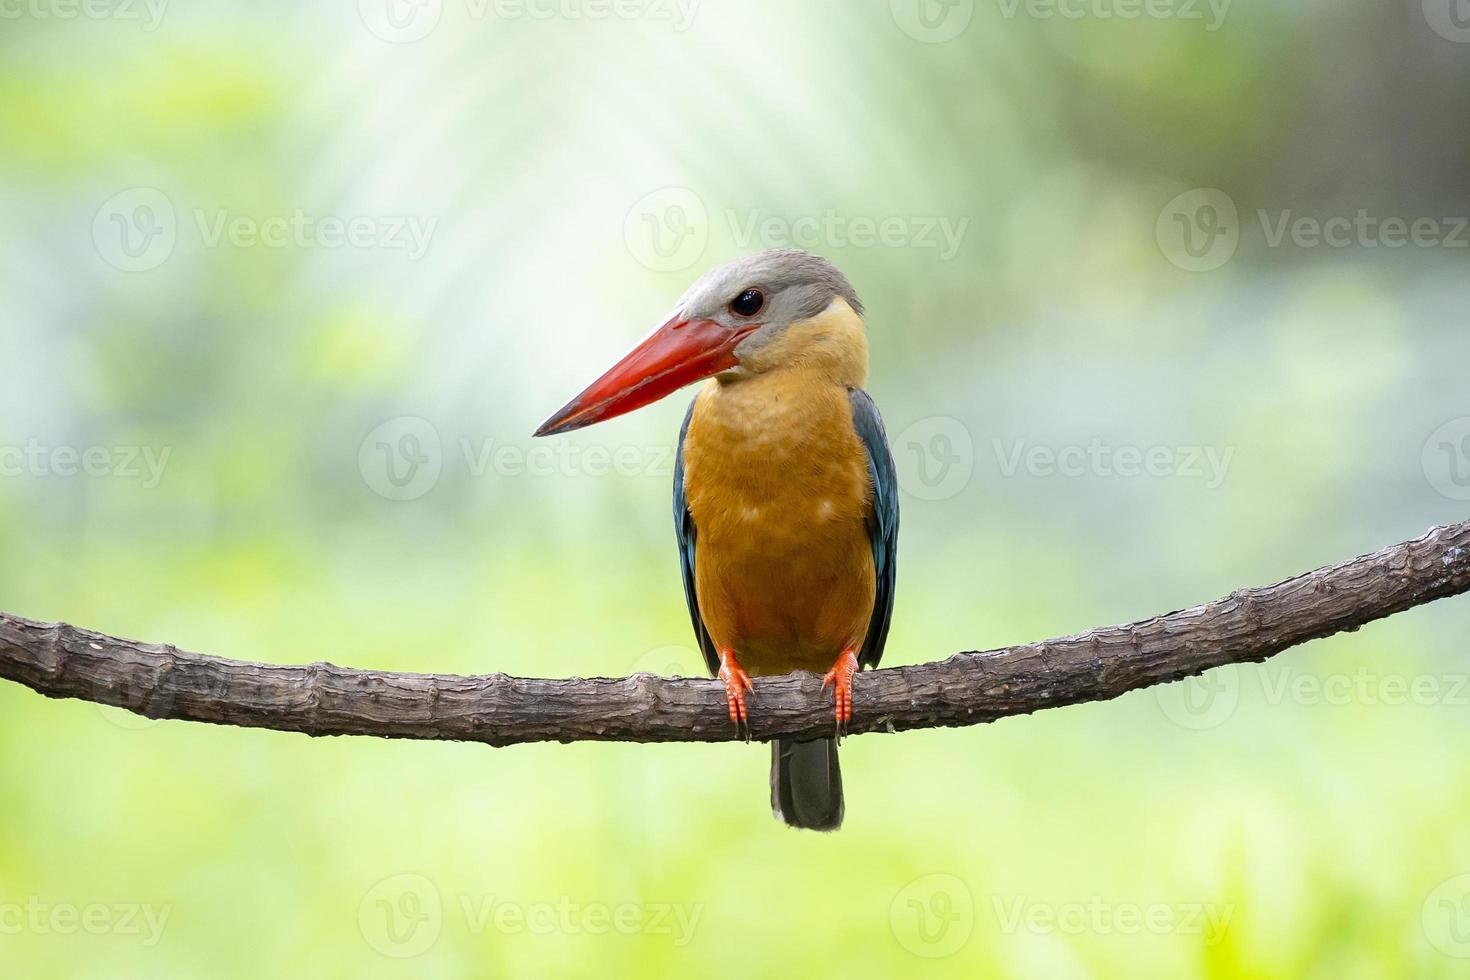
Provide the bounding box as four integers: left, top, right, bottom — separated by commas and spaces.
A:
848, 388, 899, 670
673, 398, 719, 675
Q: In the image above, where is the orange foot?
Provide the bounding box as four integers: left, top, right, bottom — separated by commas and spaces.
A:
822, 648, 860, 736
717, 649, 753, 736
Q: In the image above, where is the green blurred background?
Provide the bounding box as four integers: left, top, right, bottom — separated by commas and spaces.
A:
3, 1, 1470, 976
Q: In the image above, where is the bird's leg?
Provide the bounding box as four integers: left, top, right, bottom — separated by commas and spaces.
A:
717, 648, 753, 739
822, 648, 860, 738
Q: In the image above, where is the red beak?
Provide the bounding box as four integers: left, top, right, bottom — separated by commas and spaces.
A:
534, 315, 757, 437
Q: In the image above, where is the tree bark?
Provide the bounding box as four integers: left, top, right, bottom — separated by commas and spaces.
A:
1, 520, 1467, 746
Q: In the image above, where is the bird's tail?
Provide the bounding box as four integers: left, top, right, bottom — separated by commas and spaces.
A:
771, 737, 844, 831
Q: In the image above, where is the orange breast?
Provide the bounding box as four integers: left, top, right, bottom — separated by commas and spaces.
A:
682, 370, 876, 676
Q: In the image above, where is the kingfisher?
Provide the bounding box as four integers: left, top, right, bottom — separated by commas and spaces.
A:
534, 249, 898, 831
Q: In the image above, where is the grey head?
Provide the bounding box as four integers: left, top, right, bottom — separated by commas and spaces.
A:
674, 249, 864, 339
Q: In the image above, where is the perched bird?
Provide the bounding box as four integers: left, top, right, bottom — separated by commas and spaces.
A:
535, 249, 898, 831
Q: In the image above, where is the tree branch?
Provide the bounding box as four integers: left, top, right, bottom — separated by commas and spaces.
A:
1, 520, 1467, 745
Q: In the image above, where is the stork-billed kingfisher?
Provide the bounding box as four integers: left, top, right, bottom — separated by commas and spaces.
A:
535, 249, 898, 831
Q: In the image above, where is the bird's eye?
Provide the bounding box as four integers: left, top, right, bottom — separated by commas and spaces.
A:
729, 288, 765, 318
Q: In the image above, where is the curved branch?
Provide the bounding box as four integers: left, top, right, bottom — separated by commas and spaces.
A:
2, 520, 1467, 745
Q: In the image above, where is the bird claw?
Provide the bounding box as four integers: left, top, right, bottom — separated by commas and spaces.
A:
718, 650, 754, 741
821, 649, 859, 741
